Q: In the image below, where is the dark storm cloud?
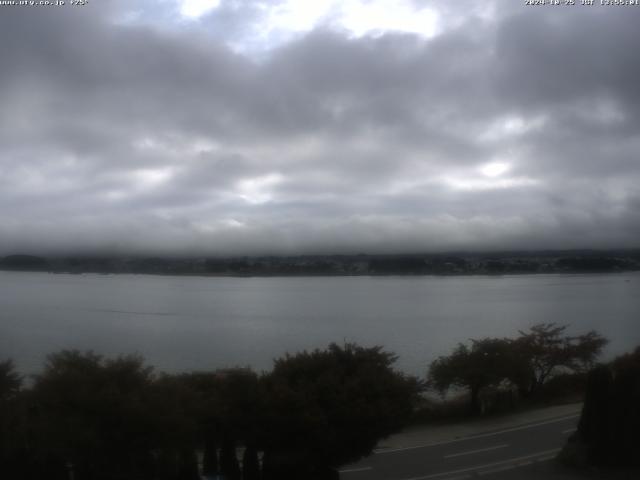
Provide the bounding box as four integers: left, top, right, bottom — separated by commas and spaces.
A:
0, 1, 639, 255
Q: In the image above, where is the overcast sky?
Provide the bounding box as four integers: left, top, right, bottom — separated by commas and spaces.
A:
1, 0, 639, 255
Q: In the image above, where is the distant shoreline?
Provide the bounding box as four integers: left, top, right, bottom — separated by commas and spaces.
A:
2, 250, 639, 277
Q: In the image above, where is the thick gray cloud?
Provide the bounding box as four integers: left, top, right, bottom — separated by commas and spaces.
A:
0, 1, 639, 255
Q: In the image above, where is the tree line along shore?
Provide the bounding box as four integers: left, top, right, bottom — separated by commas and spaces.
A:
1, 250, 640, 276
1, 323, 638, 479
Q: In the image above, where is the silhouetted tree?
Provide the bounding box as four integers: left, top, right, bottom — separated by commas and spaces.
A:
429, 325, 608, 412
28, 351, 160, 480
261, 343, 421, 477
178, 449, 200, 480
512, 323, 607, 396
579, 365, 613, 464
428, 338, 514, 414
156, 449, 180, 480
201, 434, 219, 477
242, 444, 260, 480
220, 438, 241, 480
0, 360, 21, 401
147, 374, 205, 480
0, 359, 25, 478
177, 368, 262, 478
560, 346, 640, 468
608, 346, 640, 465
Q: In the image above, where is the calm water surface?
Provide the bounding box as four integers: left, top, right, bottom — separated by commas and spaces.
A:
1, 271, 639, 376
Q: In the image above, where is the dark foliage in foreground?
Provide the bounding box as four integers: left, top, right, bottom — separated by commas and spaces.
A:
262, 344, 421, 476
427, 323, 607, 414
561, 347, 640, 468
0, 344, 421, 480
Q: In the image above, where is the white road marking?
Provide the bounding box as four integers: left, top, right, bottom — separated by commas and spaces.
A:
444, 444, 508, 459
399, 448, 561, 480
477, 464, 514, 476
562, 428, 576, 434
534, 454, 559, 462
339, 466, 373, 474
478, 453, 559, 476
376, 414, 579, 454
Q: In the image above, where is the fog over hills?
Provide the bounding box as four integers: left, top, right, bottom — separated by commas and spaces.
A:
1, 1, 640, 255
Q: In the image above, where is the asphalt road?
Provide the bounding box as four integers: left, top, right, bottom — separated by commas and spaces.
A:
339, 414, 579, 480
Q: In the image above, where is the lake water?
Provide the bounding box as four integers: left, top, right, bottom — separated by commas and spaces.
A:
1, 271, 639, 376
